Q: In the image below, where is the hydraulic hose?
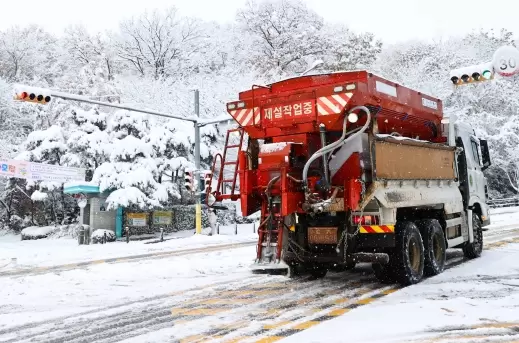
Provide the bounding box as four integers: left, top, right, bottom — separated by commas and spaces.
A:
302, 106, 372, 192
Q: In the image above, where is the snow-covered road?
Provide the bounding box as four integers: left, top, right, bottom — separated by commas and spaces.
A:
2, 209, 519, 343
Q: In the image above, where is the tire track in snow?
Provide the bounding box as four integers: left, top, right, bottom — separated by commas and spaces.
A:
3, 228, 518, 343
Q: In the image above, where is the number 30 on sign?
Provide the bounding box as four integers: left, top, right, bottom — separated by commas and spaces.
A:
493, 46, 519, 77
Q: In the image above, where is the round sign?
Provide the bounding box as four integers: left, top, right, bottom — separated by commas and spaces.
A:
75, 193, 87, 208
78, 198, 87, 208
493, 46, 519, 77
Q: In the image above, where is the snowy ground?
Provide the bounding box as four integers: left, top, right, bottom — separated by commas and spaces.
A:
0, 223, 257, 271
284, 245, 519, 343
2, 209, 519, 343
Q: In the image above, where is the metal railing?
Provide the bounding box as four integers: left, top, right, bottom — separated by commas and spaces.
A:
487, 197, 519, 208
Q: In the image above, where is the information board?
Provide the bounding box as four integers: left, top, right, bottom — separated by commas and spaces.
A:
0, 159, 85, 182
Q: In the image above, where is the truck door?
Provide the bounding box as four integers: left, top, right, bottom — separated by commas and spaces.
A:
455, 137, 469, 207
467, 136, 486, 202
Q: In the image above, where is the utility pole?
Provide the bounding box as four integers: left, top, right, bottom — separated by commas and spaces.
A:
194, 89, 202, 235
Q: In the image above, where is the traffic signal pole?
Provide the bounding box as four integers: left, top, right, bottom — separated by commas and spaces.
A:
194, 89, 202, 235
14, 84, 234, 236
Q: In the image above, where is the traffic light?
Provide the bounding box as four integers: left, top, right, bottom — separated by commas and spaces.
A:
184, 170, 193, 192
450, 62, 494, 86
204, 171, 212, 191
14, 90, 51, 105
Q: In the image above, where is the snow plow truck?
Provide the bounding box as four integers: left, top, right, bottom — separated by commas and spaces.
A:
206, 70, 492, 285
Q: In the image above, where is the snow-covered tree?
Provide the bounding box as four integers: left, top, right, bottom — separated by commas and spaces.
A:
0, 25, 58, 83
237, 0, 325, 75
321, 24, 382, 72
16, 125, 78, 224
112, 7, 204, 79
93, 110, 174, 209
62, 25, 117, 81
62, 107, 110, 181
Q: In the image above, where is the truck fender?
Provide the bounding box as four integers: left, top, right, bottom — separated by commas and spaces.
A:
468, 195, 489, 223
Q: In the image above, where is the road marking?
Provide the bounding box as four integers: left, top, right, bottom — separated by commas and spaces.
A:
263, 321, 292, 330
327, 308, 350, 316
291, 321, 320, 330
253, 337, 284, 343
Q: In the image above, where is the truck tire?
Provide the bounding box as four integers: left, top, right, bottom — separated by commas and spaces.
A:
307, 264, 328, 279
463, 214, 483, 259
392, 221, 424, 285
419, 220, 446, 277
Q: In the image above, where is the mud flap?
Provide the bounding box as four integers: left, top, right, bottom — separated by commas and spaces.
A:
467, 209, 473, 243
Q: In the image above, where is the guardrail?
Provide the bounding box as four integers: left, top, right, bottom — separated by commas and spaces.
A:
488, 197, 519, 208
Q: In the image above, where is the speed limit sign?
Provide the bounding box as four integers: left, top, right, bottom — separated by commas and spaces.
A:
493, 46, 519, 77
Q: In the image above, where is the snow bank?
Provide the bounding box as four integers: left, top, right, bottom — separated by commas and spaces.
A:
20, 224, 85, 240
21, 226, 56, 240
91, 229, 116, 244
0, 223, 257, 269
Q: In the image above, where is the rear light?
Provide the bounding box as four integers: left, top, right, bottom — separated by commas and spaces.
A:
228, 103, 236, 110
334, 83, 356, 93
237, 102, 246, 108
352, 215, 380, 225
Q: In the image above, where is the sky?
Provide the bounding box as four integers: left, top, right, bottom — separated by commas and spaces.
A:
0, 0, 518, 44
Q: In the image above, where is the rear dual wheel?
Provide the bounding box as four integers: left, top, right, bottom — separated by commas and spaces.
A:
373, 221, 425, 285
420, 219, 446, 277
373, 220, 447, 285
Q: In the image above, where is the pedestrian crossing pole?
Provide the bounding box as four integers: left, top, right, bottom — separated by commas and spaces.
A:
194, 89, 202, 235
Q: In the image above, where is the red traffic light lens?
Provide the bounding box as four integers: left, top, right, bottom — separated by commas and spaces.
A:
20, 92, 28, 99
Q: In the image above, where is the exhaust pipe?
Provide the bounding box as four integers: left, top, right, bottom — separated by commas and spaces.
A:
319, 124, 330, 185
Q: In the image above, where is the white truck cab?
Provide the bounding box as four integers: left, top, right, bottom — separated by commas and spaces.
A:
452, 119, 492, 227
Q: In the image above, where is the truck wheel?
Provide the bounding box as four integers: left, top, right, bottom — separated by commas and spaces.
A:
463, 214, 483, 259
307, 264, 328, 279
392, 221, 424, 285
420, 220, 446, 277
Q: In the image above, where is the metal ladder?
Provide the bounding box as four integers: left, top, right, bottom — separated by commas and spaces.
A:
209, 128, 245, 201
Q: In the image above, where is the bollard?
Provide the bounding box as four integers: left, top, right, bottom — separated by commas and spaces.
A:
126, 227, 130, 243
78, 227, 85, 245
85, 226, 91, 245
160, 228, 164, 242
234, 223, 238, 235
216, 224, 220, 235
253, 222, 256, 233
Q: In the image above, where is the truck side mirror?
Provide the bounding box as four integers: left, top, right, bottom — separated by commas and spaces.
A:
480, 139, 491, 171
